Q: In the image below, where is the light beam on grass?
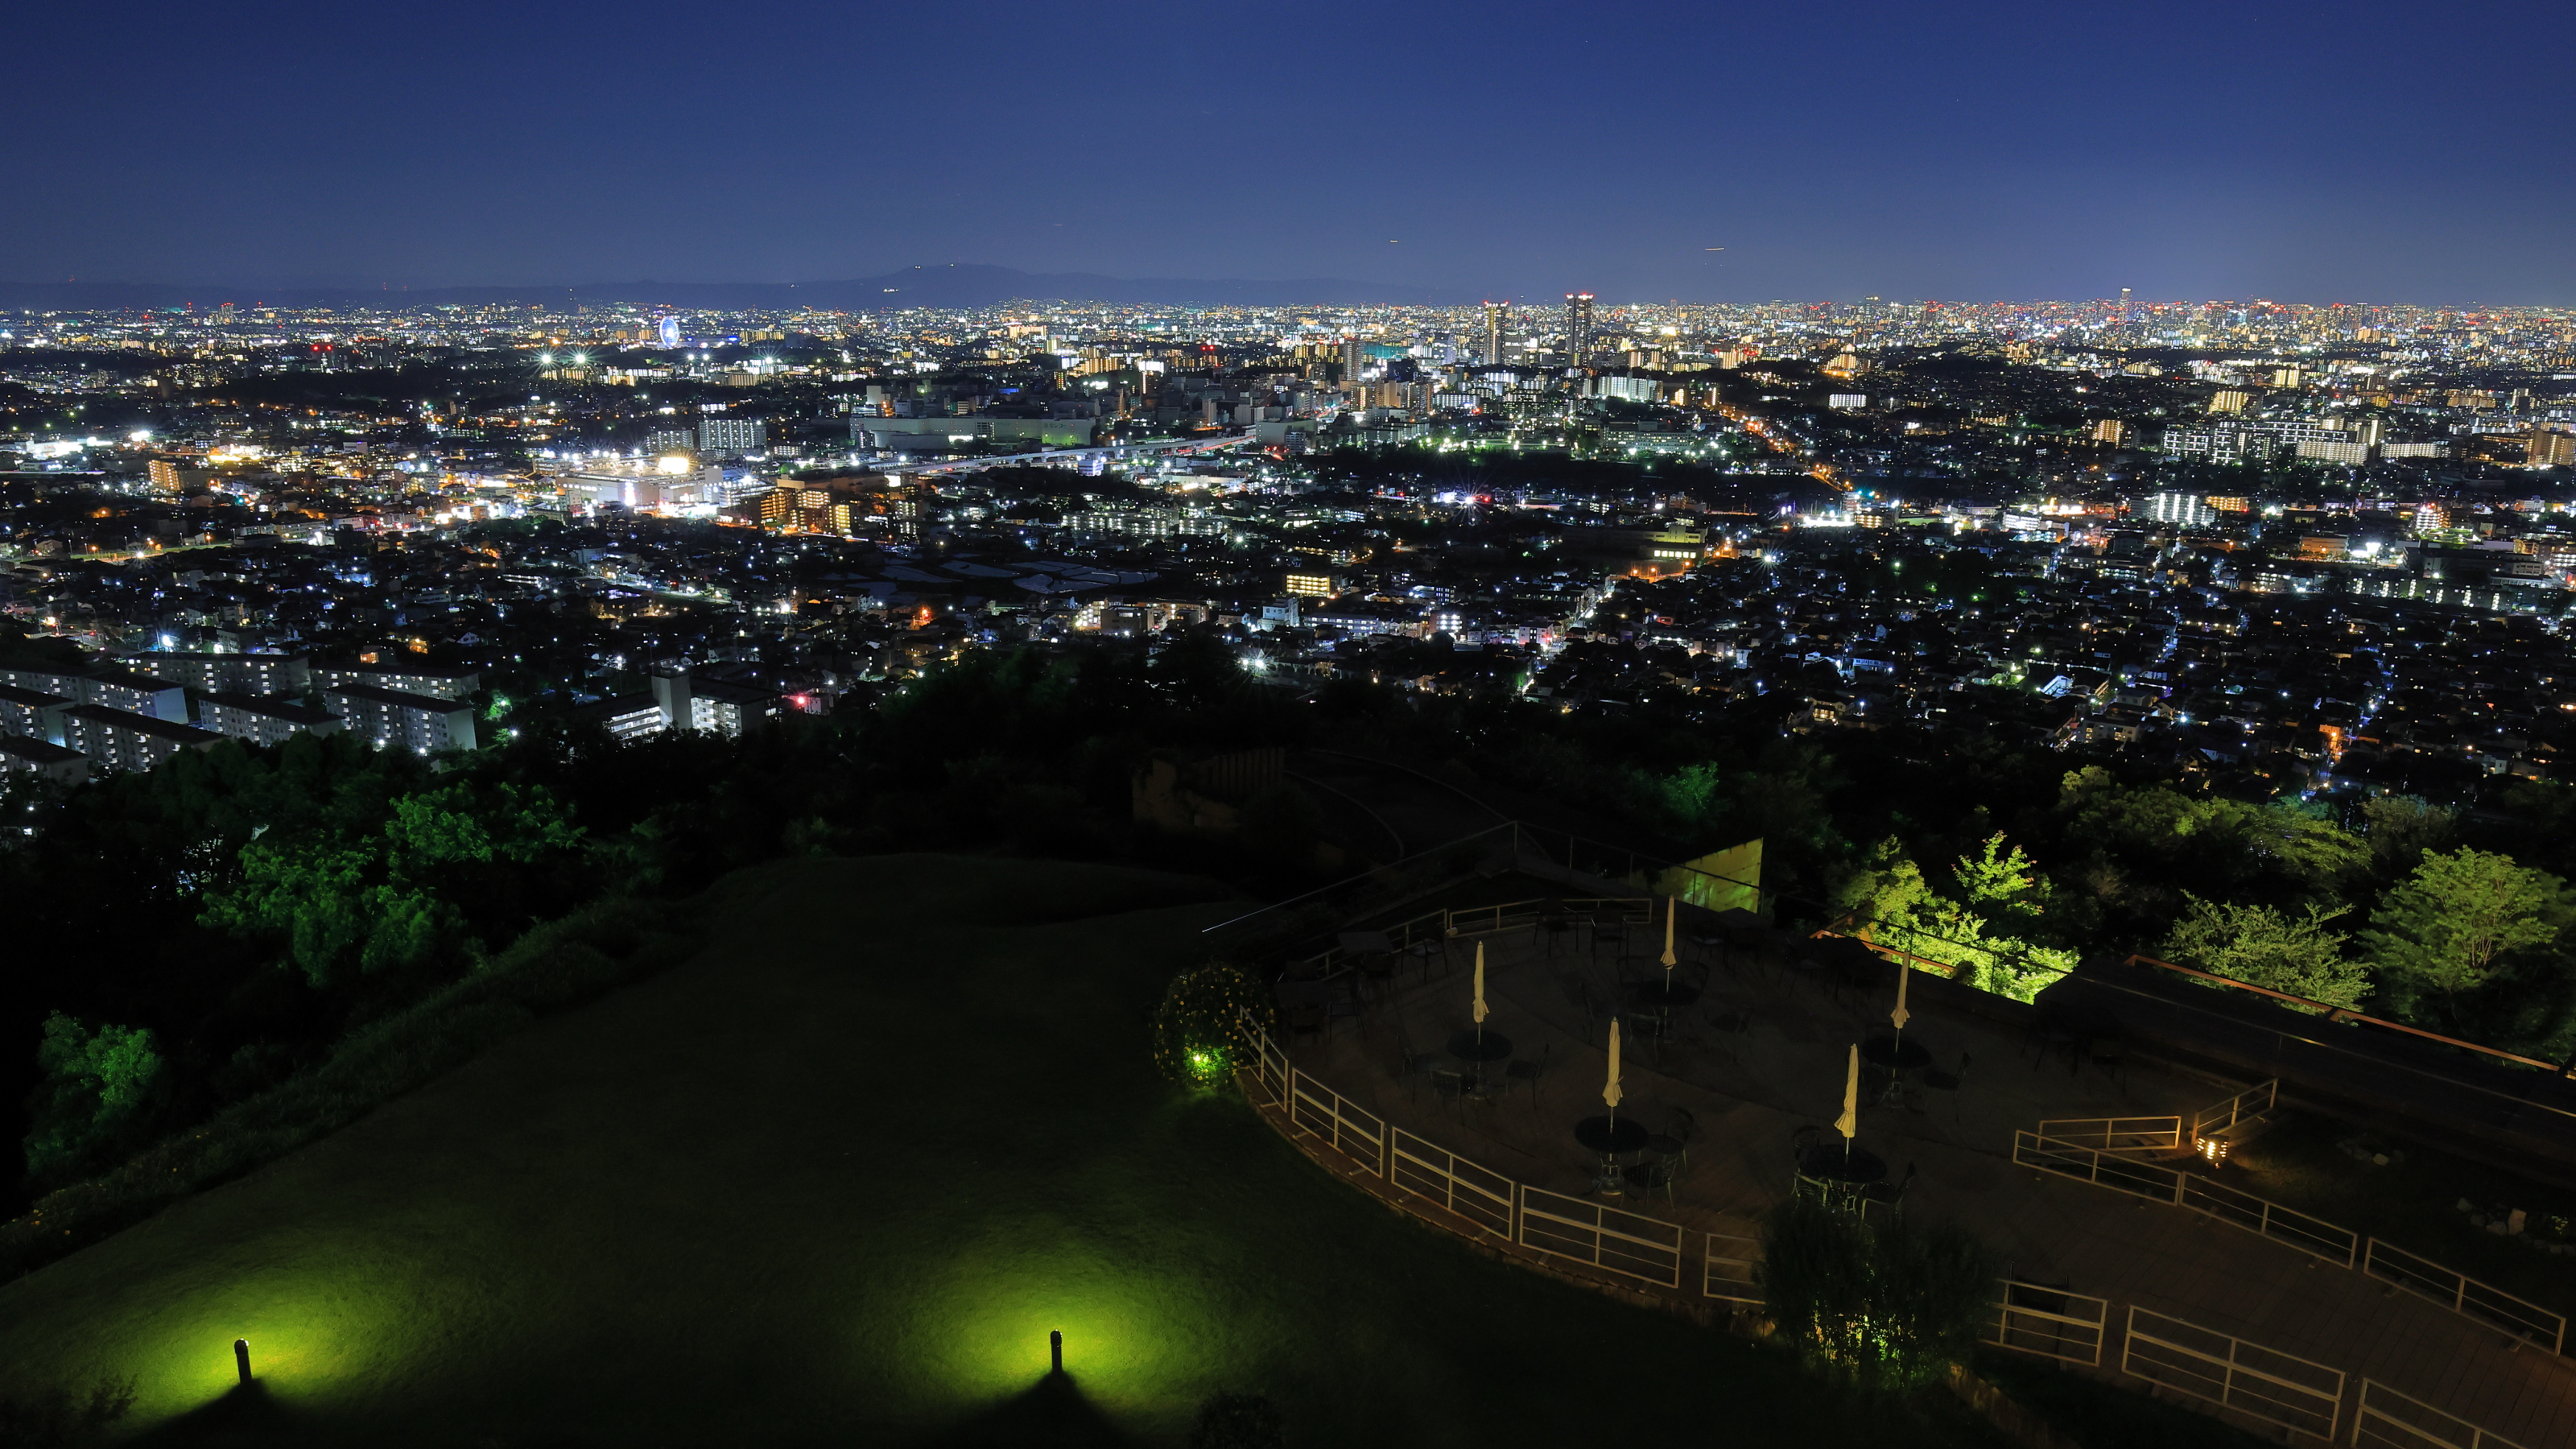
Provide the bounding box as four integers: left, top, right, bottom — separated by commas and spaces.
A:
80, 1260, 409, 1423
907, 1241, 1206, 1415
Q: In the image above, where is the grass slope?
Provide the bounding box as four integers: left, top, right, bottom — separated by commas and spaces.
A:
0, 855, 2004, 1447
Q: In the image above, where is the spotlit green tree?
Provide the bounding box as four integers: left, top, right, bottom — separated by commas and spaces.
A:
1834, 835, 2075, 1003
23, 1014, 163, 1188
2363, 847, 2573, 1025
2162, 894, 2368, 1010
203, 781, 584, 985
1759, 1199, 1997, 1390
1151, 963, 1273, 1087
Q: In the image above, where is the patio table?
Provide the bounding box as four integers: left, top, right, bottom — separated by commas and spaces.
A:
1446, 1029, 1513, 1092
1576, 1114, 1654, 1195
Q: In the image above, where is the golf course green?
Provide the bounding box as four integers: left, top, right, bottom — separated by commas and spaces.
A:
0, 855, 2005, 1446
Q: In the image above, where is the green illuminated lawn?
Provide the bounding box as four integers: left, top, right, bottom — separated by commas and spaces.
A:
0, 855, 2004, 1447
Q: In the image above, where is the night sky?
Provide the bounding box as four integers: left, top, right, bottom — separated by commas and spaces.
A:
8, 0, 2568, 303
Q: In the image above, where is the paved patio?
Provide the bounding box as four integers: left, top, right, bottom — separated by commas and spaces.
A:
1273, 913, 2575, 1447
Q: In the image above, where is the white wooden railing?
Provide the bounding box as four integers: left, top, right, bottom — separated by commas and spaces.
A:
2121, 1306, 2344, 1442
1239, 1007, 1686, 1291
2013, 1132, 2358, 1267
1983, 1279, 2110, 1367
1702, 1232, 1761, 1306
2354, 1377, 2533, 1449
2363, 1239, 2566, 1354
2032, 1115, 2183, 1154
1388, 1128, 1515, 1242
1517, 1187, 1686, 1289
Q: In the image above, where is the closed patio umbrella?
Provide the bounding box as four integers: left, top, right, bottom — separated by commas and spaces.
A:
1472, 941, 1488, 1037
1834, 1042, 1860, 1166
1660, 894, 1678, 971
1604, 1018, 1624, 1121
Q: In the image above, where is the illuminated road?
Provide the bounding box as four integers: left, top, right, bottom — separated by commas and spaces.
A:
1699, 397, 1851, 493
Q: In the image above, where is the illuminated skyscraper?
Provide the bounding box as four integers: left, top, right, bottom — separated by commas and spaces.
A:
1343, 334, 1364, 382
1563, 292, 1594, 363
1484, 301, 1508, 364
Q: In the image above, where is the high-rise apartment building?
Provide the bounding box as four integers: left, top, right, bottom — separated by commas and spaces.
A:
1342, 335, 1364, 382
323, 683, 478, 754
1564, 293, 1595, 362
697, 416, 766, 457
2145, 492, 2217, 527
133, 651, 311, 697
1484, 302, 1508, 365
316, 663, 481, 700
196, 691, 341, 746
59, 704, 222, 774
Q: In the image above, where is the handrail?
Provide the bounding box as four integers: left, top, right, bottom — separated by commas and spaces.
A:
2013, 1130, 2358, 1267
1984, 1278, 2110, 1367
2363, 1238, 2566, 1354
2190, 1080, 2277, 1140
2123, 952, 2566, 1075
2357, 1376, 2534, 1449
2033, 1116, 2182, 1152
2122, 1306, 2344, 1441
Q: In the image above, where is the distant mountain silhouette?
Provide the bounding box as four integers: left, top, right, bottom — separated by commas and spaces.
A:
0, 265, 1482, 312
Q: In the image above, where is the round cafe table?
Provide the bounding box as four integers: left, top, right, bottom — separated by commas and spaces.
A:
1796, 1141, 1888, 1186
1627, 976, 1703, 1010
1447, 1029, 1513, 1092
1861, 1036, 1933, 1072
1576, 1115, 1654, 1154
1577, 1114, 1654, 1195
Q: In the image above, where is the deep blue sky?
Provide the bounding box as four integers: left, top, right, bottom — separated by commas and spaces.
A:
9, 0, 2569, 304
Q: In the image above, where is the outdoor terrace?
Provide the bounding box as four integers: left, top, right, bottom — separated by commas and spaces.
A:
1249, 886, 2576, 1448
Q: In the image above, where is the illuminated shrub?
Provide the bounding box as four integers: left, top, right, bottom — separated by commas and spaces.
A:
1151, 962, 1272, 1087
1759, 1199, 1996, 1389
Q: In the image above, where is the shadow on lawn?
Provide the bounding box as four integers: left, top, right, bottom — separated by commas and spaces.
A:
927, 1371, 1136, 1449
122, 1381, 295, 1447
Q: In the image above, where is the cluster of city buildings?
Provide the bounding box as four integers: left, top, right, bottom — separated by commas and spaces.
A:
2, 291, 2571, 798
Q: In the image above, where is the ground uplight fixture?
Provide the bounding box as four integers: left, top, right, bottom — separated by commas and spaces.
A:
233, 1338, 252, 1384
1050, 1329, 1063, 1373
